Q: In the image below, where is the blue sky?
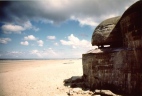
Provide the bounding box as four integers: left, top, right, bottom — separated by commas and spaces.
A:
0, 0, 138, 59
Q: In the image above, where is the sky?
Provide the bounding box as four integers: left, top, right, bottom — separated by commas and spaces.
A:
0, 0, 139, 59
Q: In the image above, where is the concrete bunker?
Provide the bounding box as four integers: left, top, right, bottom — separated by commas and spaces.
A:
82, 1, 142, 95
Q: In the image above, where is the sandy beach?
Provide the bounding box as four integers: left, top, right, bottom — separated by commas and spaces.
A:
0, 59, 83, 96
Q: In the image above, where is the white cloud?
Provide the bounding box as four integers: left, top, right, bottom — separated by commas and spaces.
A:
8, 51, 24, 58
1, 0, 138, 27
60, 34, 98, 58
31, 50, 38, 54
23, 35, 44, 47
24, 35, 37, 41
54, 42, 59, 46
72, 45, 76, 49
70, 16, 98, 27
30, 48, 58, 58
30, 50, 41, 57
23, 21, 32, 29
100, 14, 119, 21
37, 40, 44, 46
1, 21, 39, 34
10, 51, 23, 54
0, 38, 11, 44
33, 26, 40, 32
60, 34, 93, 49
0, 51, 29, 58
0, 50, 56, 58
48, 48, 57, 55
20, 41, 29, 46
1, 24, 25, 34
47, 36, 56, 40
23, 21, 39, 31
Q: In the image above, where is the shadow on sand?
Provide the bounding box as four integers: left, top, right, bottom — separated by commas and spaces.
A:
64, 76, 87, 90
64, 76, 134, 96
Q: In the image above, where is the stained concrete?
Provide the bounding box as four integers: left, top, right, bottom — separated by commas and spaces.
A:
82, 1, 142, 95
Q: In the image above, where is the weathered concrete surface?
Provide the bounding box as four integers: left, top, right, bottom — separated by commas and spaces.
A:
91, 16, 122, 47
83, 49, 142, 94
119, 0, 142, 48
82, 1, 142, 95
